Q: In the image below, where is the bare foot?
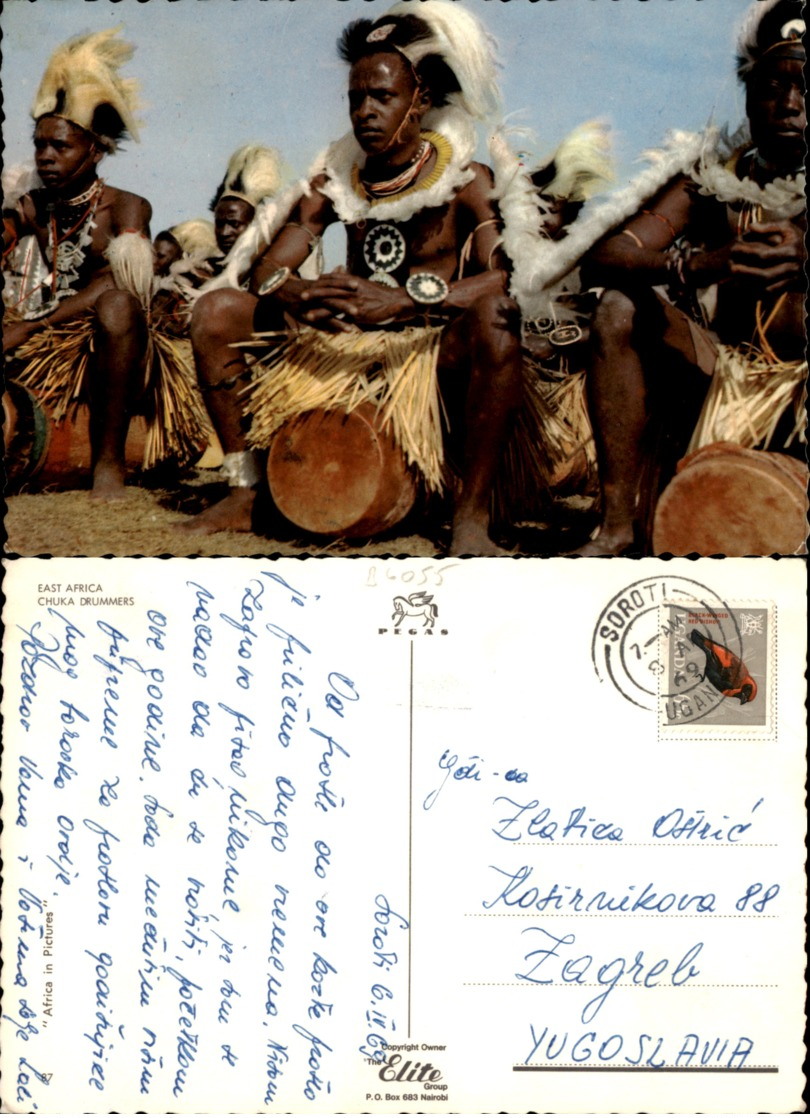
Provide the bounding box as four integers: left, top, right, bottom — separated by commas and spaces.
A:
449, 517, 509, 557
568, 524, 637, 557
91, 461, 128, 502
176, 488, 257, 535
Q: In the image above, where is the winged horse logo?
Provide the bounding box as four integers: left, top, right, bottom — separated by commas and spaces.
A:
392, 591, 438, 629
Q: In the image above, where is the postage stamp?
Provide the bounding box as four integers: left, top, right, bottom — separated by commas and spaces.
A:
591, 574, 775, 739
657, 599, 775, 738
592, 573, 736, 711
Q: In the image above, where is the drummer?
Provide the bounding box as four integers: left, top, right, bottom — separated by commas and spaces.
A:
153, 230, 184, 278
573, 0, 806, 555
182, 3, 522, 556
2, 29, 152, 500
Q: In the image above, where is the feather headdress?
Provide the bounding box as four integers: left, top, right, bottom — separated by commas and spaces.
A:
387, 0, 501, 123
736, 0, 805, 79
170, 218, 218, 259
339, 0, 501, 124
530, 121, 614, 203
31, 27, 141, 151
211, 144, 284, 211
496, 129, 706, 321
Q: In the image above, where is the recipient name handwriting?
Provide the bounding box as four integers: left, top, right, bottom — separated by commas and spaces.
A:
423, 748, 766, 845
8, 568, 368, 1109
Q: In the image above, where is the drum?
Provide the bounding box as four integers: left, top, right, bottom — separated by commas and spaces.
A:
266, 403, 417, 537
3, 381, 147, 490
652, 442, 808, 556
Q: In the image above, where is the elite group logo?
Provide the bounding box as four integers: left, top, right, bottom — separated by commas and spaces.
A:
364, 1045, 449, 1104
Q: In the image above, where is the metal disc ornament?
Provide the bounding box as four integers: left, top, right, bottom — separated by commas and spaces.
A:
368, 271, 400, 288
527, 317, 555, 337
257, 266, 291, 297
405, 272, 449, 305
549, 323, 583, 347
363, 223, 406, 275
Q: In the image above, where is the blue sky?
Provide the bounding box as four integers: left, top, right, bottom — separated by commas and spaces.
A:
2, 0, 748, 255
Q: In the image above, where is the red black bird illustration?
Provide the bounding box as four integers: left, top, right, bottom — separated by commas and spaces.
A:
690, 630, 757, 704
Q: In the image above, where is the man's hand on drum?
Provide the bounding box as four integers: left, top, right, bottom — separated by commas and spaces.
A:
729, 220, 806, 292
298, 269, 411, 331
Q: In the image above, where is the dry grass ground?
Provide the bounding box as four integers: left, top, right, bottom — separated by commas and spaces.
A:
3, 470, 445, 558
4, 468, 591, 557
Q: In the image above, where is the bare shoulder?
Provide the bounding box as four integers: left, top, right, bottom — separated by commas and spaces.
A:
103, 185, 153, 233
462, 161, 496, 193
17, 193, 40, 232
455, 161, 498, 216
297, 174, 336, 229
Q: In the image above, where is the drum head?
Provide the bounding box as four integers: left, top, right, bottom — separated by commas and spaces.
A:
267, 404, 417, 538
653, 442, 809, 556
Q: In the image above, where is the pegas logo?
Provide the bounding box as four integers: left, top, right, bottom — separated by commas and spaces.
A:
379, 592, 448, 637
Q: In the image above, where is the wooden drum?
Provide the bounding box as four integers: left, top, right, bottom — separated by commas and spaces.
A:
3, 381, 147, 490
652, 442, 809, 556
266, 403, 417, 538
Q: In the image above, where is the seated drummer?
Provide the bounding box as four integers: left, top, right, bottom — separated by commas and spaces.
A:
209, 197, 253, 277
182, 3, 522, 556
153, 146, 283, 337
2, 30, 152, 500
574, 0, 806, 556
196, 146, 283, 282
153, 229, 184, 277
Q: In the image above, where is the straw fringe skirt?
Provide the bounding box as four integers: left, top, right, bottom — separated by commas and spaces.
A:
687, 344, 807, 454
244, 325, 447, 493
11, 314, 212, 470
497, 357, 596, 521
244, 324, 596, 519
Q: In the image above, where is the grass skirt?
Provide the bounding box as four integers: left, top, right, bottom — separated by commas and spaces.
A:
496, 356, 596, 523
11, 313, 212, 470
244, 325, 447, 492
687, 344, 807, 454
243, 323, 596, 520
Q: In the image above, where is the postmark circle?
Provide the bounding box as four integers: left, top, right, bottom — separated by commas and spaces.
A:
591, 575, 742, 716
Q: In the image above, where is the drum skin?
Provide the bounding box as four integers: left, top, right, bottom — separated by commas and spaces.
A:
3, 381, 146, 488
267, 404, 417, 537
653, 442, 809, 556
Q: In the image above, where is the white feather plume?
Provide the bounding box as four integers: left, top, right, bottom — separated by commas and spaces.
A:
105, 231, 154, 311
388, 0, 502, 123
171, 218, 218, 259
220, 144, 285, 207
491, 129, 555, 311
538, 120, 614, 202
2, 162, 43, 209
501, 130, 707, 321
31, 27, 141, 149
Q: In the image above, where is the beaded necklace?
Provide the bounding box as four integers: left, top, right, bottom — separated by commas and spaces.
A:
47, 178, 105, 301
60, 180, 104, 209
360, 140, 432, 198
351, 131, 452, 209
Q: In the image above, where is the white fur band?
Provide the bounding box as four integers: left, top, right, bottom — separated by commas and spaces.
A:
222, 450, 262, 488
